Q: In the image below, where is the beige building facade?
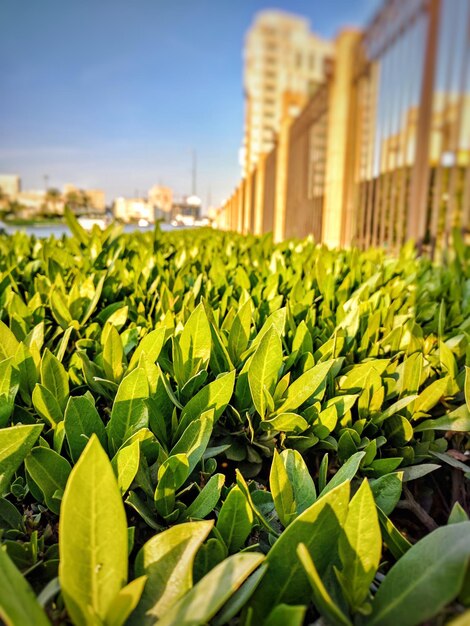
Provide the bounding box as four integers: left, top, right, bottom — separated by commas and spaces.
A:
148, 185, 173, 221
0, 174, 21, 198
241, 10, 334, 176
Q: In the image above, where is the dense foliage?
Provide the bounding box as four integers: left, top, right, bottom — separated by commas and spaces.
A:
0, 214, 470, 625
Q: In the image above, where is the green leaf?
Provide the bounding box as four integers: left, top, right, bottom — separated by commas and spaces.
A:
414, 404, 470, 432
270, 449, 316, 527
275, 359, 335, 414
154, 454, 189, 518
177, 302, 211, 385
40, 348, 69, 412
377, 507, 412, 559
228, 299, 252, 364
297, 543, 352, 626
337, 479, 381, 610
320, 451, 365, 496
129, 521, 213, 625
105, 576, 147, 626
0, 320, 20, 361
413, 377, 449, 415
111, 440, 140, 495
261, 412, 309, 433
182, 473, 225, 520
370, 522, 470, 626
102, 323, 124, 383
59, 435, 128, 626
263, 603, 307, 626
0, 358, 19, 427
156, 553, 264, 626
128, 327, 166, 371
32, 383, 64, 428
249, 481, 350, 621
177, 370, 235, 437
248, 326, 282, 418
217, 485, 253, 553
370, 472, 403, 515
25, 447, 71, 514
107, 368, 149, 456
171, 409, 214, 474
0, 424, 43, 496
64, 395, 107, 463
0, 545, 51, 626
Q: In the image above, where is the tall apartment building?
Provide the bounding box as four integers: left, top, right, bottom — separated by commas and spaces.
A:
148, 185, 173, 221
241, 11, 334, 175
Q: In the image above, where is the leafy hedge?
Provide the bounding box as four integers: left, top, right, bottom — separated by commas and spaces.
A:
0, 215, 469, 625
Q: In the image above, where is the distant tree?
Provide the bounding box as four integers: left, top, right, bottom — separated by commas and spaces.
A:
64, 189, 90, 215
44, 188, 62, 215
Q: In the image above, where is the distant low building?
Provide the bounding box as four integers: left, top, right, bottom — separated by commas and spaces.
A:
172, 195, 202, 223
148, 185, 173, 221
0, 174, 21, 198
113, 197, 154, 223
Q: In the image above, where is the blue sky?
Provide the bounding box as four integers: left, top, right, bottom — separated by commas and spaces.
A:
0, 0, 381, 206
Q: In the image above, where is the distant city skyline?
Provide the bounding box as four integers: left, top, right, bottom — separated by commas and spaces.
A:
0, 0, 382, 206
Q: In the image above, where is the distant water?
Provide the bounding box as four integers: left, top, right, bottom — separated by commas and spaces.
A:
0, 221, 178, 238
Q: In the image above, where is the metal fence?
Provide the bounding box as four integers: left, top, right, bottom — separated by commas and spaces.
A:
219, 0, 470, 252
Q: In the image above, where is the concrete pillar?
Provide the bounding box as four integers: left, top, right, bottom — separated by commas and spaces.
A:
243, 171, 253, 234
253, 154, 267, 235
273, 115, 293, 242
322, 29, 361, 248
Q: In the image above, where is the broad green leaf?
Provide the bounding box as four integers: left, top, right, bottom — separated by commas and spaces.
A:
248, 326, 282, 418
249, 481, 350, 620
377, 507, 412, 559
370, 522, 470, 626
261, 412, 309, 433
0, 320, 19, 361
32, 383, 64, 428
264, 603, 307, 626
337, 479, 381, 610
465, 366, 470, 412
270, 449, 316, 527
275, 359, 335, 414
297, 543, 352, 626
177, 303, 211, 385
414, 404, 470, 432
59, 435, 128, 626
156, 553, 264, 626
129, 521, 213, 625
102, 322, 124, 383
154, 454, 189, 518
413, 376, 449, 416
320, 451, 365, 496
183, 473, 225, 520
107, 368, 149, 456
105, 576, 147, 626
217, 485, 253, 553
111, 440, 140, 495
370, 472, 403, 515
25, 447, 71, 514
0, 424, 43, 496
64, 395, 107, 463
0, 358, 19, 427
129, 327, 166, 371
177, 370, 235, 437
40, 348, 69, 412
228, 299, 252, 363
0, 545, 51, 626
170, 409, 214, 474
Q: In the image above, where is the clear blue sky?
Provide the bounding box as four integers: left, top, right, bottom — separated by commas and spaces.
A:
0, 0, 381, 207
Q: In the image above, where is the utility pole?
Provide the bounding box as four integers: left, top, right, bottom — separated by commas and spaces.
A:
191, 150, 197, 196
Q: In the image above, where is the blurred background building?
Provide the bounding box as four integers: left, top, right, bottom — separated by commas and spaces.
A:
241, 11, 334, 176
219, 0, 470, 255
